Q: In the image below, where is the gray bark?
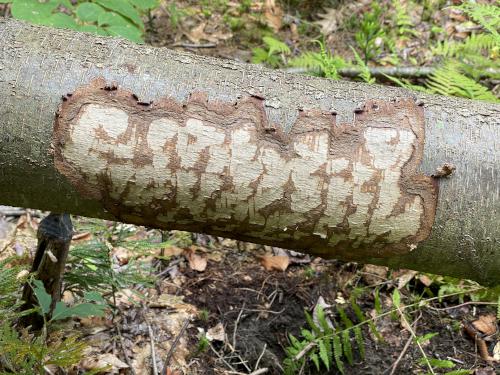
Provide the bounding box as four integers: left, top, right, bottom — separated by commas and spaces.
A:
0, 19, 499, 285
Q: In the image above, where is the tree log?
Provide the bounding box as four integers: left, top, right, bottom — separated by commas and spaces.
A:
1, 20, 499, 285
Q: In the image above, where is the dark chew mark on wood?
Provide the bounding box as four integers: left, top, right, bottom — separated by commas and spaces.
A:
53, 78, 437, 260
432, 163, 456, 178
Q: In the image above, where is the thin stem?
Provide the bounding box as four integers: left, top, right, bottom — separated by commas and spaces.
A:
397, 307, 435, 374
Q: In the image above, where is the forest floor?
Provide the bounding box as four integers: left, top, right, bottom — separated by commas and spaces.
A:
0, 0, 499, 374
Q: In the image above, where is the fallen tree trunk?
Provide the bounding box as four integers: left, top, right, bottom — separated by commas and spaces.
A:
1, 19, 499, 285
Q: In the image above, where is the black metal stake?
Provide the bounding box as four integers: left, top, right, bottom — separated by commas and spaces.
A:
20, 213, 73, 329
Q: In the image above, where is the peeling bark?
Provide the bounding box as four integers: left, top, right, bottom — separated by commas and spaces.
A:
0, 20, 499, 284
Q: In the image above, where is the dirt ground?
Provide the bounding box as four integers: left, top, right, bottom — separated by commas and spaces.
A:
1, 210, 498, 374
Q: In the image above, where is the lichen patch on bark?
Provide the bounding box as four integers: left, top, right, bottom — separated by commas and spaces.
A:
53, 78, 436, 259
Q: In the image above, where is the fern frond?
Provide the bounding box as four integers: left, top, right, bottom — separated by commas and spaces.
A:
288, 52, 322, 70
305, 310, 322, 336
350, 47, 376, 84
426, 63, 499, 102
392, 0, 419, 38
453, 3, 500, 40
263, 36, 291, 55
318, 338, 330, 370
342, 330, 354, 365
354, 326, 365, 359
332, 334, 345, 374
288, 40, 346, 79
351, 298, 384, 342
310, 352, 320, 371
433, 34, 498, 60
337, 307, 354, 328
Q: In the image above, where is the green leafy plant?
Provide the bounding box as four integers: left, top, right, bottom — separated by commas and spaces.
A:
195, 333, 210, 355
283, 301, 370, 375
0, 323, 90, 374
252, 36, 291, 68
31, 279, 107, 323
198, 308, 210, 322
164, 2, 187, 31
64, 220, 154, 298
432, 2, 499, 79
392, 0, 419, 40
289, 40, 347, 79
350, 47, 376, 84
355, 3, 386, 63
388, 2, 499, 102
1, 0, 159, 43
426, 62, 498, 102
0, 257, 108, 374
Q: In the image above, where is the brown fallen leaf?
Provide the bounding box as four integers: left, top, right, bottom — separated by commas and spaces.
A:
464, 323, 495, 362
115, 288, 143, 307
186, 22, 209, 44
474, 367, 496, 375
263, 0, 283, 32
207, 322, 226, 342
394, 269, 418, 289
361, 264, 388, 284
112, 246, 133, 266
79, 316, 114, 335
184, 249, 208, 272
260, 255, 290, 271
161, 245, 184, 257
80, 353, 129, 371
315, 8, 341, 35
472, 314, 498, 336
62, 290, 75, 305
493, 341, 500, 361
418, 274, 433, 287
72, 231, 92, 241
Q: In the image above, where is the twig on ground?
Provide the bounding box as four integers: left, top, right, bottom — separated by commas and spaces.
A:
233, 302, 246, 351
164, 318, 190, 372
284, 66, 499, 79
388, 335, 413, 375
397, 307, 435, 375
115, 325, 137, 375
387, 313, 423, 375
249, 369, 269, 375
429, 301, 498, 311
209, 342, 238, 373
172, 42, 217, 48
254, 343, 267, 371
146, 319, 158, 375
294, 341, 316, 361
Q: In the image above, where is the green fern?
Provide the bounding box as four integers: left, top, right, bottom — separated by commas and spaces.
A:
387, 2, 499, 101
0, 323, 93, 374
332, 333, 345, 374
392, 0, 419, 39
263, 36, 291, 55
353, 326, 365, 359
351, 47, 376, 84
453, 2, 500, 40
433, 33, 497, 59
341, 330, 353, 365
283, 302, 374, 374
351, 297, 384, 342
252, 36, 290, 68
288, 41, 346, 79
433, 33, 499, 77
426, 63, 499, 102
